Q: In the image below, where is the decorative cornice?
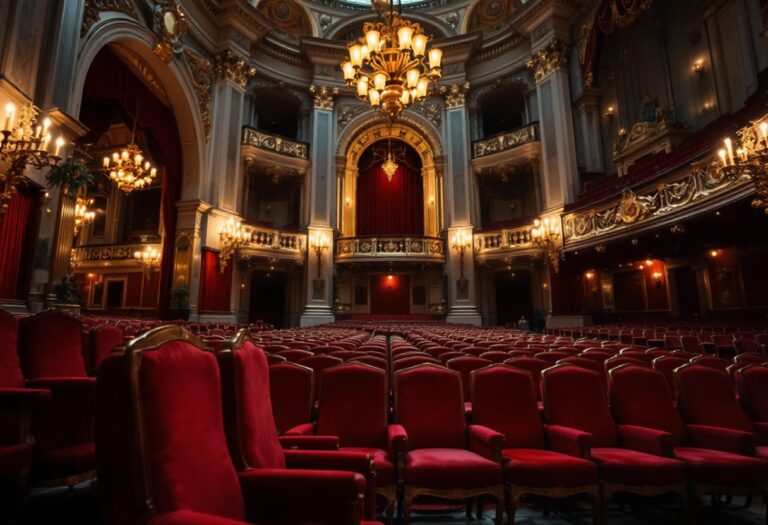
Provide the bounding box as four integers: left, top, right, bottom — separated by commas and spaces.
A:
337, 104, 370, 130
408, 101, 443, 128
526, 37, 569, 83
214, 49, 256, 90
81, 0, 137, 37
440, 82, 470, 109
241, 126, 309, 160
183, 48, 214, 139
309, 84, 339, 110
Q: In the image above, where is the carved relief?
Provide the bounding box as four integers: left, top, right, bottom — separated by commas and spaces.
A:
242, 127, 309, 159
82, 0, 137, 36
310, 84, 339, 110
408, 102, 442, 128
440, 82, 470, 110
214, 49, 256, 90
526, 38, 569, 83
338, 104, 369, 129
472, 124, 538, 158
152, 1, 188, 62
183, 48, 213, 139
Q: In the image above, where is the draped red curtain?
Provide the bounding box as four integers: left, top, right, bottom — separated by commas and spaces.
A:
0, 188, 40, 300
356, 142, 424, 236
80, 47, 182, 316
370, 275, 411, 315
199, 249, 232, 313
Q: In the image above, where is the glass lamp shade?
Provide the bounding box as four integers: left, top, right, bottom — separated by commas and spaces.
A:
397, 26, 414, 50
412, 34, 428, 57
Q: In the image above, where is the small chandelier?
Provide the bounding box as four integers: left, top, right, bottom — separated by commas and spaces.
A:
134, 245, 161, 280
717, 115, 768, 213
0, 103, 64, 213
531, 217, 563, 273
73, 197, 95, 235
103, 142, 158, 194
341, 0, 442, 120
381, 140, 399, 181
219, 218, 249, 272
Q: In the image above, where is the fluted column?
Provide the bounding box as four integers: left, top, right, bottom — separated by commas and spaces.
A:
300, 85, 338, 326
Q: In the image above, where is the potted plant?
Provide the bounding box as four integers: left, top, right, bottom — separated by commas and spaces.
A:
46, 157, 94, 199
168, 285, 190, 320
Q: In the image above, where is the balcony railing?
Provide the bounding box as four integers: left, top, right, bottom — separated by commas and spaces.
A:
72, 242, 162, 264
239, 226, 306, 261
241, 126, 309, 160
474, 226, 536, 255
472, 123, 539, 159
336, 236, 445, 262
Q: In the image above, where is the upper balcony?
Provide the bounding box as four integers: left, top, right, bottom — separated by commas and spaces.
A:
335, 236, 446, 264
473, 225, 542, 262
241, 127, 311, 176
72, 242, 163, 270
236, 225, 306, 266
471, 123, 540, 169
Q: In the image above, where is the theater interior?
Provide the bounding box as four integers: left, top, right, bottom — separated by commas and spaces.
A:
2, 0, 768, 523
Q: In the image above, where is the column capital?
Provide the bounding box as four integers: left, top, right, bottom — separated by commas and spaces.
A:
309, 84, 339, 110
440, 82, 470, 110
214, 49, 255, 90
527, 38, 569, 84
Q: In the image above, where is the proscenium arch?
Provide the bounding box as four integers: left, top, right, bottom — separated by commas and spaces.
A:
337, 115, 444, 238
71, 18, 206, 202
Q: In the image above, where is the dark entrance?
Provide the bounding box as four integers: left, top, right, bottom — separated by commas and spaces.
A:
249, 270, 286, 327
495, 270, 533, 327
672, 266, 701, 319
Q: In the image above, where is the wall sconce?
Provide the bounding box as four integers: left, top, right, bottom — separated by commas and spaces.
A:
450, 228, 473, 279
310, 230, 330, 277
219, 218, 248, 273
652, 271, 663, 286
531, 217, 562, 272
645, 259, 653, 267
428, 195, 435, 206
134, 245, 161, 281
605, 105, 615, 119
693, 59, 704, 75
585, 271, 595, 280
345, 197, 351, 207
709, 249, 719, 258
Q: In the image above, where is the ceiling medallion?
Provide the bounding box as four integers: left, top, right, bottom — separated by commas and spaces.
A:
340, 0, 442, 121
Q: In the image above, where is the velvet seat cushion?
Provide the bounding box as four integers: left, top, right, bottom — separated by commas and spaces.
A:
677, 365, 755, 433
673, 447, 768, 486
19, 312, 87, 379
591, 448, 686, 486
502, 448, 598, 488
342, 447, 395, 486
33, 442, 95, 480
0, 444, 31, 477
268, 363, 313, 435
404, 449, 502, 490
0, 309, 23, 388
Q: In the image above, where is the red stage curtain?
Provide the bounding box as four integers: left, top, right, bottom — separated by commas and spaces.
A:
370, 275, 411, 315
0, 188, 39, 300
356, 143, 424, 236
199, 249, 232, 313
80, 47, 182, 317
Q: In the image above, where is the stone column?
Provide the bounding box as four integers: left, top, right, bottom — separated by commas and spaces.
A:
300, 85, 338, 326
573, 87, 605, 174
527, 38, 580, 209
173, 200, 211, 320
441, 83, 481, 325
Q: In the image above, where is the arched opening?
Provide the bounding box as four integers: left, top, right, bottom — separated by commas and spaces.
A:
480, 84, 527, 138
250, 88, 302, 140
495, 269, 533, 327
478, 165, 537, 229
356, 140, 424, 236
250, 269, 287, 327
73, 45, 183, 316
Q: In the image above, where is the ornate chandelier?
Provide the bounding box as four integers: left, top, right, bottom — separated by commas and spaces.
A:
717, 115, 768, 213
531, 217, 563, 273
341, 0, 442, 120
102, 142, 158, 194
0, 103, 64, 213
219, 218, 248, 272
73, 197, 96, 235
134, 245, 161, 280
380, 140, 399, 181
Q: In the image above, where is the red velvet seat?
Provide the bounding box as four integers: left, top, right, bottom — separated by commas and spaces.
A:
85, 324, 124, 374
298, 355, 343, 401
268, 362, 313, 435
438, 351, 466, 365
604, 355, 648, 372
609, 364, 768, 507
689, 354, 730, 373
652, 355, 688, 395
503, 357, 548, 402
266, 354, 287, 365
348, 355, 388, 370
534, 351, 570, 365
217, 333, 379, 522
736, 365, 768, 449
445, 356, 492, 415
394, 364, 504, 525
471, 365, 599, 524
541, 365, 687, 515
391, 355, 439, 371
478, 351, 510, 363
96, 325, 378, 525
274, 349, 314, 363
286, 363, 400, 520
17, 310, 97, 487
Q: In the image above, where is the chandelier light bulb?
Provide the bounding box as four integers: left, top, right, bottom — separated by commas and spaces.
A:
400, 89, 410, 105
369, 89, 381, 106
412, 33, 427, 57
416, 78, 428, 99
406, 68, 420, 88
365, 29, 381, 51
361, 44, 371, 61
357, 77, 369, 98
349, 44, 363, 67
397, 26, 414, 50
373, 72, 387, 91
342, 61, 355, 81
428, 47, 443, 69
4, 102, 15, 130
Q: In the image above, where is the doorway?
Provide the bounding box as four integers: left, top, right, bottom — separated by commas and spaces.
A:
495, 270, 533, 327
672, 266, 701, 318
249, 270, 286, 327
370, 274, 411, 315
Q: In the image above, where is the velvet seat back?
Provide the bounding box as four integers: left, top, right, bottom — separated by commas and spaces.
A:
503, 357, 549, 400
676, 365, 754, 432
19, 310, 86, 378
610, 366, 688, 446
299, 355, 343, 401
471, 366, 545, 449
268, 362, 313, 435
542, 365, 618, 447
737, 365, 768, 421
220, 341, 286, 470
445, 356, 492, 401
0, 308, 23, 388
316, 364, 388, 449
87, 325, 125, 372
395, 365, 466, 450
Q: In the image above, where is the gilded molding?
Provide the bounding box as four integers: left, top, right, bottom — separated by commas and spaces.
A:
440, 82, 470, 109
214, 49, 256, 90
336, 236, 445, 262
337, 104, 369, 129
309, 84, 339, 110
526, 38, 569, 84
562, 162, 751, 245
152, 1, 188, 62
472, 123, 539, 159
81, 0, 137, 36
408, 102, 442, 128
183, 48, 213, 139
241, 127, 309, 160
